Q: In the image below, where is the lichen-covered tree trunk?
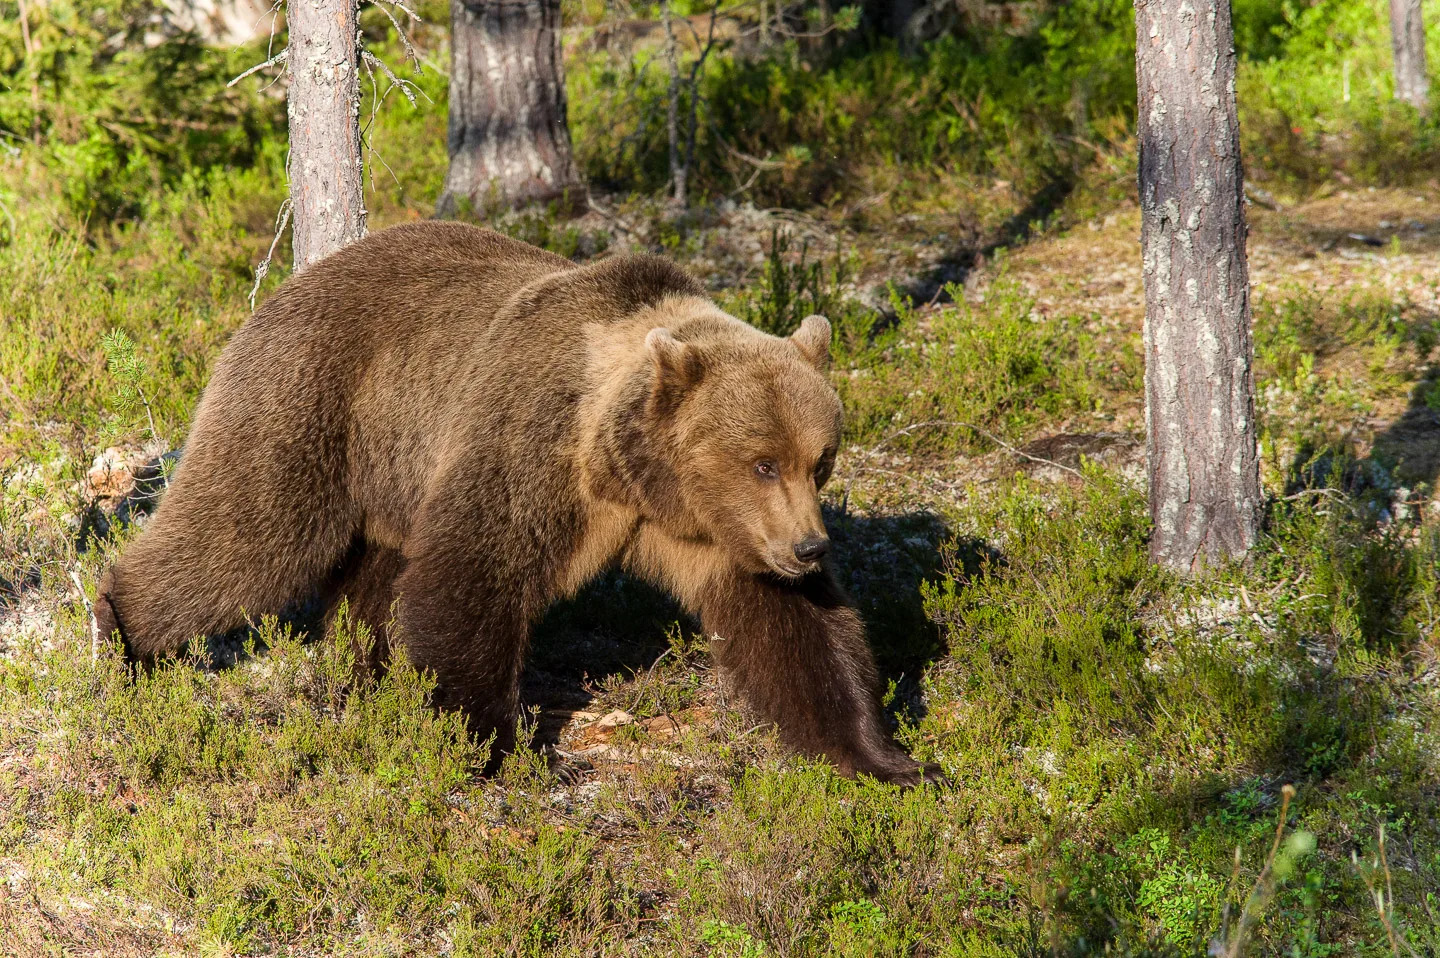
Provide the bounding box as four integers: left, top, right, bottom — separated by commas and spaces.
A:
1135, 0, 1261, 572
1390, 0, 1430, 110
287, 0, 367, 269
437, 0, 582, 217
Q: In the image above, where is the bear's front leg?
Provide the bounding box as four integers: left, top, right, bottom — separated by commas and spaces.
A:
697, 569, 943, 786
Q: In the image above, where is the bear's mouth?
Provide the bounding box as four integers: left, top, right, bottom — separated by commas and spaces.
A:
766, 557, 820, 580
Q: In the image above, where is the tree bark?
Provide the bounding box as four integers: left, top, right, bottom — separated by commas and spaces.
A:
438, 0, 583, 217
1390, 0, 1430, 111
287, 0, 367, 269
662, 0, 686, 206
16, 0, 41, 144
1135, 0, 1262, 572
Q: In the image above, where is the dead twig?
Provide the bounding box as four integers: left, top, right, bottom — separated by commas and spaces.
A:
839, 419, 1084, 515
368, 0, 424, 71
249, 197, 292, 311
1225, 784, 1295, 958
69, 569, 96, 663
227, 48, 289, 89
361, 49, 426, 108
1354, 823, 1422, 958
627, 646, 673, 715
1282, 487, 1348, 502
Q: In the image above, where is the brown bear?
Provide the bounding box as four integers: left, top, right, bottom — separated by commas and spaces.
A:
94, 221, 940, 785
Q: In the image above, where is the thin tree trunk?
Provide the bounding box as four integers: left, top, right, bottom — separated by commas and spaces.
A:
865, 0, 916, 50
438, 0, 582, 217
1390, 0, 1430, 110
287, 0, 367, 269
16, 0, 41, 144
1135, 0, 1261, 572
661, 0, 686, 206
679, 4, 720, 206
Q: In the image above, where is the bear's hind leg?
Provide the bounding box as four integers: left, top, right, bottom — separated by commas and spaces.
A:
697, 569, 943, 786
97, 478, 358, 664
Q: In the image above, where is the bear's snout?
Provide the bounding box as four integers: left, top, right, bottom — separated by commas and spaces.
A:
793, 537, 830, 563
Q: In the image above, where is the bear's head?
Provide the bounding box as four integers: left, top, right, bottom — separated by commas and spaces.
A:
640, 311, 842, 579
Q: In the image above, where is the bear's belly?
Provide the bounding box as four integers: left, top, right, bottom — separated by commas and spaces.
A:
553, 501, 640, 598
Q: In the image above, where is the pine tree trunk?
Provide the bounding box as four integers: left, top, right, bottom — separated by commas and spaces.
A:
287, 0, 367, 269
438, 0, 583, 217
1135, 0, 1261, 572
661, 0, 686, 206
1390, 0, 1430, 110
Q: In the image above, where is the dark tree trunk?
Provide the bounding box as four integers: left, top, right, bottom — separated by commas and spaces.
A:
287, 0, 367, 269
863, 0, 916, 49
1390, 0, 1430, 110
438, 0, 583, 217
1135, 0, 1262, 572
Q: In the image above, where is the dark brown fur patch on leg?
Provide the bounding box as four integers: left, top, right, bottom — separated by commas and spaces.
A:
700, 569, 942, 786
92, 584, 133, 662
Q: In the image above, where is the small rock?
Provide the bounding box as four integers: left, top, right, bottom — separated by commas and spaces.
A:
596, 709, 634, 728
85, 442, 178, 523
641, 715, 687, 741
87, 447, 143, 501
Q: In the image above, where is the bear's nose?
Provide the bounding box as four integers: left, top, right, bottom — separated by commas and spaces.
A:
793, 537, 830, 563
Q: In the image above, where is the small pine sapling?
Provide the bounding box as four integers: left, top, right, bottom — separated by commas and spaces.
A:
101, 329, 170, 488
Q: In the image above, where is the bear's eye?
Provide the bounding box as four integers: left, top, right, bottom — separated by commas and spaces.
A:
814, 454, 835, 487
754, 460, 779, 480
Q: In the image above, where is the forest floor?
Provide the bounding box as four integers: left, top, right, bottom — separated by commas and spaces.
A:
3, 182, 1440, 956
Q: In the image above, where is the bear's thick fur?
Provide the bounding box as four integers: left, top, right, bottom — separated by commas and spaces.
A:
95, 222, 938, 784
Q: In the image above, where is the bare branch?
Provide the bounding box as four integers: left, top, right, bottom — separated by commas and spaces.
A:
228, 48, 289, 88
360, 56, 408, 193
361, 49, 426, 107
367, 0, 423, 72
661, 1, 684, 203
249, 198, 292, 311
839, 419, 1085, 515
370, 0, 421, 22
69, 569, 96, 663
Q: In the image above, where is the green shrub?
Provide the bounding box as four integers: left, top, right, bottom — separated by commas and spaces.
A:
1238, 0, 1440, 187
0, 0, 286, 220
831, 280, 1127, 452
571, 0, 1138, 209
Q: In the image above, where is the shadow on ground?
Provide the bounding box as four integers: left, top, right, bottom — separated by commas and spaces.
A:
1284, 367, 1440, 504
868, 174, 1079, 313
1371, 368, 1440, 492
523, 504, 959, 747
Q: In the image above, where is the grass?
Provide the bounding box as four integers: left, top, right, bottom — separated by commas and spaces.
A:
7, 459, 1440, 953
5, 0, 1440, 953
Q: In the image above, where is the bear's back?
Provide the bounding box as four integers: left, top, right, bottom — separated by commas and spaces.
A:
188, 224, 706, 543
249, 222, 574, 344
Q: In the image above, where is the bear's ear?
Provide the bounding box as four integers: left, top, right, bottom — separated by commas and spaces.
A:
645, 327, 702, 395
790, 314, 832, 371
